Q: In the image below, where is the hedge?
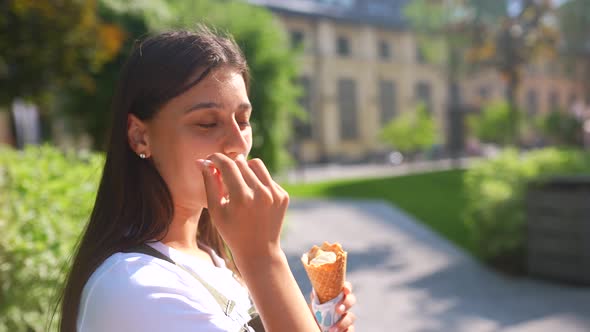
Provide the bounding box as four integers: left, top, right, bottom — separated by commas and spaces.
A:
0, 145, 102, 331
463, 148, 590, 270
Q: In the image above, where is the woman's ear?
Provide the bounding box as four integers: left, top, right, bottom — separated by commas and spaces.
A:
127, 114, 151, 157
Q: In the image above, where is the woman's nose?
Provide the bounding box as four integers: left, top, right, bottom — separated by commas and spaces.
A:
222, 119, 250, 159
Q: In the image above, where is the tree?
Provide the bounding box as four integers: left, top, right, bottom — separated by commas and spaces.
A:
405, 0, 560, 144
559, 0, 590, 100
379, 103, 438, 158
59, 0, 170, 150
0, 0, 122, 108
404, 0, 506, 160
483, 1, 558, 143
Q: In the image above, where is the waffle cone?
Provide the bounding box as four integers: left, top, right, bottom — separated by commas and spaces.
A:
301, 242, 347, 304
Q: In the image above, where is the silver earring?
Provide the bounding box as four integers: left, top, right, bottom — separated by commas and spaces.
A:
139, 153, 146, 159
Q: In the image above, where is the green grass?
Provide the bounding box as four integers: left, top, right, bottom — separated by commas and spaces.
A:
282, 169, 474, 253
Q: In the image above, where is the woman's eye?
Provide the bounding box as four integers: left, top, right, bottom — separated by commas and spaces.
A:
238, 120, 251, 127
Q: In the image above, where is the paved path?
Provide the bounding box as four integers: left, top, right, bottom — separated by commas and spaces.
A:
281, 199, 590, 332
278, 158, 478, 184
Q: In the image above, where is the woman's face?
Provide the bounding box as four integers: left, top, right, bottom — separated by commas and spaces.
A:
134, 66, 252, 210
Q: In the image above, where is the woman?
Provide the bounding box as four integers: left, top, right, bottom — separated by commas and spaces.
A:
58, 27, 356, 331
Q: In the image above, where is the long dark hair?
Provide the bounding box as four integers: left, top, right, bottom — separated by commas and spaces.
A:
57, 26, 249, 332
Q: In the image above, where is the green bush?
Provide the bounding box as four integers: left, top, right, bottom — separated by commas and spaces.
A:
0, 145, 103, 332
379, 103, 438, 156
535, 110, 584, 147
467, 101, 521, 146
464, 148, 590, 268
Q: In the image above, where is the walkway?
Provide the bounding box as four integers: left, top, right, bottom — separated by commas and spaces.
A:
279, 157, 478, 184
281, 199, 590, 332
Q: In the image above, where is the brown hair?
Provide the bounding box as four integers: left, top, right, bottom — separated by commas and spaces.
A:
56, 26, 249, 331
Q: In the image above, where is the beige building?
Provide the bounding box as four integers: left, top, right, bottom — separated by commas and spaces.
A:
251, 0, 586, 163
249, 0, 447, 163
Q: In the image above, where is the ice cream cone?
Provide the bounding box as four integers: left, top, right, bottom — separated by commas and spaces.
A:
301, 242, 347, 304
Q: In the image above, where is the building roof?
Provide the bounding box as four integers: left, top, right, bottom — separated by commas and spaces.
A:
247, 0, 410, 30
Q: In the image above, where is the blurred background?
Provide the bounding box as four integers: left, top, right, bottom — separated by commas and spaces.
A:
1, 0, 590, 331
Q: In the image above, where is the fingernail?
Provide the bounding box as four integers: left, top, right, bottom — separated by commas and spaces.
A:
235, 154, 245, 161
338, 304, 346, 313
197, 159, 213, 169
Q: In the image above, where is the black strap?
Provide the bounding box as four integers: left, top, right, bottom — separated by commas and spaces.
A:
123, 244, 264, 331
244, 314, 264, 332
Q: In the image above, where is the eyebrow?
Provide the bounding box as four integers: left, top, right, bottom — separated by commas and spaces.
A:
184, 102, 252, 114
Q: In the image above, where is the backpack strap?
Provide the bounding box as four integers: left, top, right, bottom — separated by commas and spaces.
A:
243, 312, 264, 332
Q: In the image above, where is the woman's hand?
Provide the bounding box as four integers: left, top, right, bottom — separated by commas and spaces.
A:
311, 281, 357, 332
197, 153, 289, 264
197, 153, 322, 331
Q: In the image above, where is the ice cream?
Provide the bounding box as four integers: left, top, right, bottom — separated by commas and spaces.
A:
301, 242, 347, 304
309, 250, 337, 266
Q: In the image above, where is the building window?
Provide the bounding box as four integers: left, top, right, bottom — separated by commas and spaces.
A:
526, 89, 538, 115
337, 79, 358, 140
294, 77, 313, 139
549, 90, 560, 111
568, 93, 577, 107
416, 44, 426, 64
379, 80, 396, 124
337, 36, 350, 56
478, 86, 491, 100
546, 61, 559, 75
378, 40, 391, 60
290, 30, 304, 49
526, 64, 536, 75
415, 81, 432, 112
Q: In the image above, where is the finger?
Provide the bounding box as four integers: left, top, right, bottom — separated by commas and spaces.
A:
234, 154, 263, 189
335, 282, 355, 314
330, 312, 356, 332
207, 153, 249, 200
343, 281, 352, 295
336, 293, 356, 314
196, 159, 225, 211
247, 158, 274, 186
272, 182, 290, 208
273, 181, 289, 197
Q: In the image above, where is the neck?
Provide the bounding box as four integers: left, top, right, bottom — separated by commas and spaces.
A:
159, 205, 203, 252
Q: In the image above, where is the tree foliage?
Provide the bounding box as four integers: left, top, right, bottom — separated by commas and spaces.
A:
0, 0, 123, 107
59, 0, 165, 150
559, 0, 590, 97
535, 110, 584, 147
405, 0, 560, 143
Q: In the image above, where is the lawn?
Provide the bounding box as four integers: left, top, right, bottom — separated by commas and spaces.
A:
282, 169, 474, 253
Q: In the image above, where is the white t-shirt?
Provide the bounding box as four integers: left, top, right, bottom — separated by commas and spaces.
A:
77, 241, 255, 331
